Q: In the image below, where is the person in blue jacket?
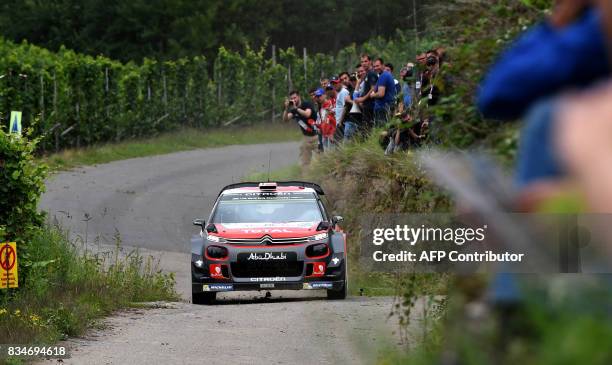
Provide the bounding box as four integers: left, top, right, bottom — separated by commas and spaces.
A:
478, 4, 611, 189
478, 6, 609, 122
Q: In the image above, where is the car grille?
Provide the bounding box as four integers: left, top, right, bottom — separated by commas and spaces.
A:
231, 252, 304, 277
225, 235, 308, 245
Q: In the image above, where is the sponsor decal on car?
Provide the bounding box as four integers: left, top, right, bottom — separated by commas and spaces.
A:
203, 284, 234, 292
302, 282, 333, 289
249, 277, 287, 282
221, 222, 315, 229
247, 252, 287, 261
209, 264, 224, 278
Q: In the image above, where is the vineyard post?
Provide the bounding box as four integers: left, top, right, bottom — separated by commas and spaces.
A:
75, 102, 80, 148
303, 47, 307, 86
53, 72, 59, 152
163, 70, 168, 113
217, 68, 222, 106
105, 67, 110, 119
271, 44, 276, 123
287, 64, 292, 94
39, 74, 44, 125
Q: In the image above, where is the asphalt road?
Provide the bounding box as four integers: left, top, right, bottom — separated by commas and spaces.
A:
38, 142, 409, 365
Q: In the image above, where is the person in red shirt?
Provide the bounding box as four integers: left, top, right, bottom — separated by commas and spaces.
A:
315, 88, 336, 150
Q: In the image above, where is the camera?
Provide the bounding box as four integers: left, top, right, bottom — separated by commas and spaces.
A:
400, 65, 413, 80
426, 55, 438, 66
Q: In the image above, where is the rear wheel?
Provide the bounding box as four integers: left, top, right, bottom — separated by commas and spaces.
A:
192, 292, 216, 305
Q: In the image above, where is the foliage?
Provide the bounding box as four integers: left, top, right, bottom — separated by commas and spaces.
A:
0, 225, 177, 346
422, 0, 551, 149
0, 38, 344, 152
0, 129, 47, 287
0, 0, 425, 63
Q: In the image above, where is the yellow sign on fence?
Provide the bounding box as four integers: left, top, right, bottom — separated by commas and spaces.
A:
9, 111, 22, 136
0, 242, 18, 289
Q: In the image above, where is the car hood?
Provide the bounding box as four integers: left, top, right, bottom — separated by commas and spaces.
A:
213, 222, 319, 239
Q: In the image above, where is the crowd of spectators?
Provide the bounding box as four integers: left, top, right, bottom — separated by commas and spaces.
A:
283, 50, 447, 164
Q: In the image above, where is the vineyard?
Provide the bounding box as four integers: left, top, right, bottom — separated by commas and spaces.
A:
0, 39, 372, 152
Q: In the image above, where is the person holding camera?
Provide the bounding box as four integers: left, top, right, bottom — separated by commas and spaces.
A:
399, 62, 415, 113
283, 90, 317, 165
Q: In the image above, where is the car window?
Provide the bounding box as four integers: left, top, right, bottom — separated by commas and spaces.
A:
211, 191, 323, 224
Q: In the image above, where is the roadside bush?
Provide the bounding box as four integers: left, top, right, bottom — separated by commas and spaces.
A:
0, 129, 47, 296
0, 225, 177, 344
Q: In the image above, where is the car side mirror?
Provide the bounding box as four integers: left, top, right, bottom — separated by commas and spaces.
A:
193, 219, 206, 228
332, 216, 344, 225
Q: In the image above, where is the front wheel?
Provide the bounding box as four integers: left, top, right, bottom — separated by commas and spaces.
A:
327, 270, 347, 300
192, 291, 216, 305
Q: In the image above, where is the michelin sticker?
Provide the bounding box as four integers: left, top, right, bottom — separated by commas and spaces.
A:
203, 284, 234, 291
303, 282, 333, 289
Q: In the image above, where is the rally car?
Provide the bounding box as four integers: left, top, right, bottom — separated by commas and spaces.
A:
191, 181, 347, 304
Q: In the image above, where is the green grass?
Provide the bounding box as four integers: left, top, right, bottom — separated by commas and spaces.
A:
0, 225, 177, 363
42, 122, 301, 171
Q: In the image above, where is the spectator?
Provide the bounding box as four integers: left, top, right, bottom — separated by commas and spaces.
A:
313, 88, 325, 152
354, 53, 379, 130
417, 50, 443, 106
399, 62, 415, 113
320, 77, 329, 90
385, 63, 402, 95
370, 58, 397, 126
282, 90, 317, 165
348, 65, 365, 138
334, 72, 356, 141
315, 88, 336, 150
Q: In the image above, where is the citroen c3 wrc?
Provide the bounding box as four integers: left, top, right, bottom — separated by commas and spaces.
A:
190, 181, 347, 304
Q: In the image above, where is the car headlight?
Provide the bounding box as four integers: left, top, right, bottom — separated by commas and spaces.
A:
207, 235, 226, 243
310, 232, 328, 241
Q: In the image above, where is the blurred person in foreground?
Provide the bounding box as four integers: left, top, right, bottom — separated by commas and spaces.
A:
282, 90, 317, 165
477, 0, 612, 210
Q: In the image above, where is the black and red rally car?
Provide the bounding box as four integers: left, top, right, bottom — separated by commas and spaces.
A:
190, 181, 347, 304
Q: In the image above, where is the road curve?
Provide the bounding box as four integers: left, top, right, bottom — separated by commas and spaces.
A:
38, 142, 408, 365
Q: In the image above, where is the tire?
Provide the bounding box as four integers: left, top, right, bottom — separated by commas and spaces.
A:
192, 291, 216, 305
327, 269, 347, 300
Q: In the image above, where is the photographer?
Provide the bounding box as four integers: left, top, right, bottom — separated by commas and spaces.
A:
283, 90, 317, 165
399, 62, 415, 113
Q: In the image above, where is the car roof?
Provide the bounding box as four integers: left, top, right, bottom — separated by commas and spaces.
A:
218, 181, 325, 197
221, 186, 317, 195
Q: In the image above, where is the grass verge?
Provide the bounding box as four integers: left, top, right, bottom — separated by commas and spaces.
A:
0, 225, 177, 363
42, 122, 301, 171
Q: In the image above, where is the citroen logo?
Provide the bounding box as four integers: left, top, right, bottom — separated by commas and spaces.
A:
261, 235, 272, 245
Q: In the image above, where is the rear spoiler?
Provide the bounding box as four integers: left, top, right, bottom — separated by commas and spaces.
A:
218, 181, 325, 196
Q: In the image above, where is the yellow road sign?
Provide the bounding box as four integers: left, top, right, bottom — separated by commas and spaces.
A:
9, 111, 22, 136
0, 242, 18, 289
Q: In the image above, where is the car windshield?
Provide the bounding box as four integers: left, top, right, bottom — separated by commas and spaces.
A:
211, 191, 323, 224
